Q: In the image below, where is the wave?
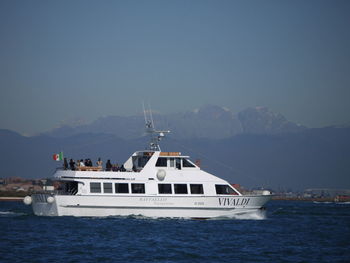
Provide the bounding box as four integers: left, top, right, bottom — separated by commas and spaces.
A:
0, 210, 27, 217
84, 210, 267, 221
225, 210, 267, 220
335, 201, 350, 205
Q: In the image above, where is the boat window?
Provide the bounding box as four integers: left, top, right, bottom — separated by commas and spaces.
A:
63, 181, 78, 195
156, 157, 167, 167
174, 184, 188, 194
103, 183, 113, 194
215, 184, 238, 195
190, 184, 204, 194
158, 184, 172, 194
136, 156, 151, 168
169, 158, 175, 167
176, 158, 181, 170
131, 183, 145, 194
115, 183, 129, 194
90, 182, 101, 193
183, 159, 195, 168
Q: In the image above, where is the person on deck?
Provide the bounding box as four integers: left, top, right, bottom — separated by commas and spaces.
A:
69, 159, 75, 170
106, 160, 112, 171
63, 158, 68, 170
120, 164, 126, 172
112, 163, 119, 171
97, 158, 103, 168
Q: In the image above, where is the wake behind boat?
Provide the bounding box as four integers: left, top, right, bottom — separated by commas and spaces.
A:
24, 112, 272, 218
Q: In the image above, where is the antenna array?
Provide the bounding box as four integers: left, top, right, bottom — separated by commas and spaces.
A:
143, 103, 170, 151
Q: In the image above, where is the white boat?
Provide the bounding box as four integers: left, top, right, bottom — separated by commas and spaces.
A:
24, 114, 272, 219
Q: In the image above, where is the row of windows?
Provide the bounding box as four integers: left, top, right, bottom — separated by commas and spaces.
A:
90, 183, 237, 195
90, 183, 145, 194
158, 184, 204, 194
155, 158, 195, 168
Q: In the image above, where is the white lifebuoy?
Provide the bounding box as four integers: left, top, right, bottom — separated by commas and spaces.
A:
156, 169, 166, 181
23, 196, 32, 205
47, 196, 55, 203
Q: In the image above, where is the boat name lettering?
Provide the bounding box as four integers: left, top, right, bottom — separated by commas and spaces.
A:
139, 197, 168, 202
218, 198, 250, 206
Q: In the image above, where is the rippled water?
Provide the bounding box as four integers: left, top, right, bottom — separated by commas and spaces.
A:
1, 200, 349, 263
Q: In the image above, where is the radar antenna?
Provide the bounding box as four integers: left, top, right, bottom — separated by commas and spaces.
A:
143, 103, 170, 151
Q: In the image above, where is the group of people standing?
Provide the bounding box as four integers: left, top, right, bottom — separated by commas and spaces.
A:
105, 160, 126, 172
63, 158, 125, 172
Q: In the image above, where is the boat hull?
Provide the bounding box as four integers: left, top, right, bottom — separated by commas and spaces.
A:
31, 194, 271, 218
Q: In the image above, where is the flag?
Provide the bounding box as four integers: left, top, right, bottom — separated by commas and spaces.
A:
53, 152, 63, 161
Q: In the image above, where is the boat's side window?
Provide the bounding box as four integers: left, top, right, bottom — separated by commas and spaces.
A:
215, 184, 238, 195
103, 183, 113, 194
175, 158, 181, 170
169, 158, 175, 168
131, 183, 145, 194
90, 182, 101, 193
156, 157, 167, 167
137, 156, 151, 168
190, 184, 204, 194
65, 182, 78, 195
183, 159, 195, 168
158, 184, 172, 194
115, 183, 129, 194
174, 184, 188, 194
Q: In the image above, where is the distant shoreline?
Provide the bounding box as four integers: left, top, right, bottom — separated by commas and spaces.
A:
272, 196, 335, 202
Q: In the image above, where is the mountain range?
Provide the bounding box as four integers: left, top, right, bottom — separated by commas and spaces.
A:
1, 105, 349, 191
45, 105, 306, 139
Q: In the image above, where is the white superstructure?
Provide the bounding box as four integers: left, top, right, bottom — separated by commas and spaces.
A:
24, 112, 272, 218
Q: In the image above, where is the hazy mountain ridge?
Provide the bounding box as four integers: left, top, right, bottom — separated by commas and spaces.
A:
238, 107, 305, 134
1, 126, 349, 190
1, 105, 347, 190
44, 105, 306, 139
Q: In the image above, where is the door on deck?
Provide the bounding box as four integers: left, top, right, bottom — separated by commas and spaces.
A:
146, 181, 157, 195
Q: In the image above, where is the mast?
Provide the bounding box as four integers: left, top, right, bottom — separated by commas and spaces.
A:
143, 103, 170, 151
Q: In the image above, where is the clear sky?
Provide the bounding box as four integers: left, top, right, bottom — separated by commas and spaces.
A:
1, 0, 349, 135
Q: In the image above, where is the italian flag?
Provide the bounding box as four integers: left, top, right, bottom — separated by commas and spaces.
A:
53, 152, 63, 161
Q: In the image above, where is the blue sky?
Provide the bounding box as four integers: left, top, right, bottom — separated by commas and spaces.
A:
1, 0, 349, 135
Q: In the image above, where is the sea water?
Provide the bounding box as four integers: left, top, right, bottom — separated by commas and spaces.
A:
0, 200, 349, 263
